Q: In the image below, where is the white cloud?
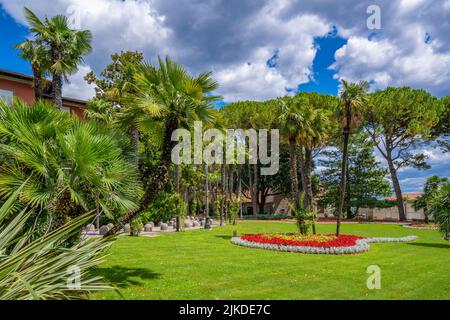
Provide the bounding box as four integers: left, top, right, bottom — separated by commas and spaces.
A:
63, 65, 96, 100
2, 0, 450, 101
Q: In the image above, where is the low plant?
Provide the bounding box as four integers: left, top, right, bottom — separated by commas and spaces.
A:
290, 193, 316, 235
227, 199, 240, 225
130, 217, 143, 236
0, 183, 112, 300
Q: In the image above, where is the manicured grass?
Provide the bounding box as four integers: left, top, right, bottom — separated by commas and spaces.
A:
90, 222, 450, 300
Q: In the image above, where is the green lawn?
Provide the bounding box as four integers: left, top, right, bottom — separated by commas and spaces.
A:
90, 222, 450, 300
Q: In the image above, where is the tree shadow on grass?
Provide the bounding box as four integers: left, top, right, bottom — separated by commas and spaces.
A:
215, 235, 232, 241
94, 266, 160, 288
406, 242, 450, 249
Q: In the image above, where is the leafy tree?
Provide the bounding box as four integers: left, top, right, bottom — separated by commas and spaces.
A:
414, 176, 449, 223
85, 51, 144, 156
24, 7, 92, 109
366, 87, 440, 221
319, 131, 391, 218
105, 57, 219, 236
336, 80, 369, 235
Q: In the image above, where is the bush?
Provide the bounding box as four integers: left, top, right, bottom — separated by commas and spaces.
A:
130, 217, 143, 236
290, 193, 316, 235
141, 191, 183, 224
429, 182, 450, 239
0, 184, 112, 300
227, 199, 240, 225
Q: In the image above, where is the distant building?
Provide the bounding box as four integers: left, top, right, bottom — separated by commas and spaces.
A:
0, 68, 87, 117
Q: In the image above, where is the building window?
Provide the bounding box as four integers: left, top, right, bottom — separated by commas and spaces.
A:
0, 89, 14, 105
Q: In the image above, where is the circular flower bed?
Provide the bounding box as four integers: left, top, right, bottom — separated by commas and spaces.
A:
403, 224, 439, 230
231, 233, 418, 255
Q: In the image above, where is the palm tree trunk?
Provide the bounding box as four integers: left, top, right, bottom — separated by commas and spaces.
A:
175, 164, 181, 232
52, 73, 63, 110
386, 153, 406, 221
32, 66, 43, 100
298, 145, 307, 196
130, 127, 139, 166
204, 163, 210, 229
289, 138, 299, 207
253, 164, 259, 215
304, 147, 316, 234
238, 166, 243, 219
336, 130, 350, 236
105, 116, 178, 236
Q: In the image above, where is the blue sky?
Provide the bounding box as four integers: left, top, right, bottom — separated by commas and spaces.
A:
0, 1, 448, 194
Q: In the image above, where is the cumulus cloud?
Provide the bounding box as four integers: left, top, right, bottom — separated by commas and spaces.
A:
1, 0, 449, 101
62, 64, 96, 100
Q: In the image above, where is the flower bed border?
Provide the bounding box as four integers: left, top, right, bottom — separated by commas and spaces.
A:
403, 224, 438, 230
231, 235, 418, 255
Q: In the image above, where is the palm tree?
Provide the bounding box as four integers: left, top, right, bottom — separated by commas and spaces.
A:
336, 80, 369, 236
278, 97, 304, 205
105, 56, 219, 236
24, 7, 92, 109
15, 39, 50, 100
0, 99, 142, 230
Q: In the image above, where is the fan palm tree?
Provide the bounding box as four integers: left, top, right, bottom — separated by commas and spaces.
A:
15, 39, 50, 100
105, 56, 219, 236
0, 99, 142, 230
23, 7, 92, 109
278, 97, 305, 204
336, 80, 369, 236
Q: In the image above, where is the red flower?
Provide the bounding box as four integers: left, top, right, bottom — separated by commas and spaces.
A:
241, 234, 365, 248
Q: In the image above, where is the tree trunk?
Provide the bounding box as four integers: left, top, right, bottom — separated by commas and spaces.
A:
336, 130, 350, 236
386, 154, 406, 221
298, 145, 307, 196
105, 116, 179, 236
238, 166, 243, 219
289, 138, 299, 209
130, 127, 139, 166
175, 164, 181, 232
51, 47, 63, 109
32, 66, 43, 100
252, 164, 259, 215
220, 164, 225, 226
204, 163, 210, 228
304, 147, 316, 234
52, 72, 63, 110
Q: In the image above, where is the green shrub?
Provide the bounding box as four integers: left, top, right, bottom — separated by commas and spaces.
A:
290, 193, 316, 235
227, 199, 240, 225
130, 217, 143, 236
429, 182, 450, 239
0, 183, 112, 300
141, 191, 183, 224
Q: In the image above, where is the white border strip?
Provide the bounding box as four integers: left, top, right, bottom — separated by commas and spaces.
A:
403, 224, 438, 230
230, 236, 418, 255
